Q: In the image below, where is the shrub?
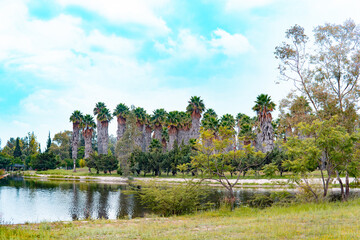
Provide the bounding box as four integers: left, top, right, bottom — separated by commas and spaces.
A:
262, 163, 278, 178
0, 169, 5, 175
135, 180, 211, 216
79, 159, 86, 168
248, 194, 274, 209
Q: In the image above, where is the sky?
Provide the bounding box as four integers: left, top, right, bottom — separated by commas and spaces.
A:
1, 0, 360, 149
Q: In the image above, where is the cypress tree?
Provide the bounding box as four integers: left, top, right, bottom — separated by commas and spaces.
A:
45, 132, 51, 152
13, 137, 22, 158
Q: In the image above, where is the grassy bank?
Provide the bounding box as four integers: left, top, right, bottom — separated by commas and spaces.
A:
2, 198, 360, 239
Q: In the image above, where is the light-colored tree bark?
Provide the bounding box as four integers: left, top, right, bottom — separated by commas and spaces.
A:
72, 123, 80, 161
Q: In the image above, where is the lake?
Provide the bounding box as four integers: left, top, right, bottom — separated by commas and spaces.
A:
0, 175, 268, 224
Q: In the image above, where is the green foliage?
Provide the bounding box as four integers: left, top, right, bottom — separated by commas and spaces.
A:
135, 180, 210, 216
13, 137, 22, 158
283, 117, 360, 200
262, 163, 278, 178
30, 152, 57, 171
86, 153, 118, 174
0, 153, 12, 169
79, 159, 86, 168
248, 191, 294, 208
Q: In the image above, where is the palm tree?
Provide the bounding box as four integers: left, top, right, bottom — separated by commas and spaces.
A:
236, 113, 255, 146
252, 94, 276, 153
144, 114, 153, 151
70, 110, 83, 172
81, 114, 96, 162
93, 102, 106, 154
161, 127, 169, 151
94, 103, 113, 154
113, 103, 129, 141
167, 111, 180, 150
151, 109, 168, 141
177, 111, 192, 145
203, 108, 217, 119
220, 114, 236, 129
186, 96, 205, 140
220, 114, 236, 152
133, 107, 147, 151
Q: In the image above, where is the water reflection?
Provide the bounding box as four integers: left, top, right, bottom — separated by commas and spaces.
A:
2, 176, 358, 224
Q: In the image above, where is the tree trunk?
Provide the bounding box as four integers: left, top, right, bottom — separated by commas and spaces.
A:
257, 119, 274, 153
153, 126, 162, 141
190, 116, 201, 140
168, 128, 177, 151
135, 124, 144, 151
72, 123, 80, 172
84, 129, 93, 159
100, 121, 109, 155
97, 119, 103, 154
144, 127, 152, 151
117, 118, 126, 141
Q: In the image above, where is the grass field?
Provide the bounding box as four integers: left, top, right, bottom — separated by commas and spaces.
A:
1, 198, 360, 239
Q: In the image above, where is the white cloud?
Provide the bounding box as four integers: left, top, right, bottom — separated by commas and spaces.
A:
155, 28, 251, 58
210, 29, 251, 56
225, 0, 278, 11
57, 0, 170, 35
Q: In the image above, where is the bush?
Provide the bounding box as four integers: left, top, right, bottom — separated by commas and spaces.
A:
0, 169, 5, 175
30, 152, 57, 171
79, 159, 86, 168
135, 180, 211, 216
248, 191, 294, 208
248, 194, 274, 209
262, 163, 279, 178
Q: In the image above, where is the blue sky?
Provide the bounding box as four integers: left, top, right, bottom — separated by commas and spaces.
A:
1, 0, 360, 148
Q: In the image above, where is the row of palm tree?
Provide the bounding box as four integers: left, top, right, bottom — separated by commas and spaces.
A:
69, 94, 276, 171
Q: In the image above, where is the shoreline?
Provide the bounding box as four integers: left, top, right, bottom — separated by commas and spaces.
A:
19, 174, 360, 190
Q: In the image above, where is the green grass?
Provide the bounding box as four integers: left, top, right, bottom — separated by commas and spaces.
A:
2, 198, 360, 239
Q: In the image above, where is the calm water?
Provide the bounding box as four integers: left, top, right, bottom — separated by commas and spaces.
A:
0, 176, 270, 224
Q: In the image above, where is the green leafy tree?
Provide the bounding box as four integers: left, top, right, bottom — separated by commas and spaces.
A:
191, 126, 265, 210
284, 117, 360, 201
13, 138, 22, 158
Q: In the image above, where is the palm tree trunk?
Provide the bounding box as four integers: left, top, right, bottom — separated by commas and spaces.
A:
100, 121, 109, 155
84, 129, 93, 159
135, 124, 144, 150
117, 118, 126, 141
153, 126, 162, 141
144, 127, 152, 151
97, 119, 103, 154
257, 119, 274, 153
168, 128, 177, 150
72, 123, 80, 172
190, 116, 201, 140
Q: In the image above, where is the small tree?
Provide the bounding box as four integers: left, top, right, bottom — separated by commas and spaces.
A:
191, 126, 265, 210
284, 117, 360, 201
